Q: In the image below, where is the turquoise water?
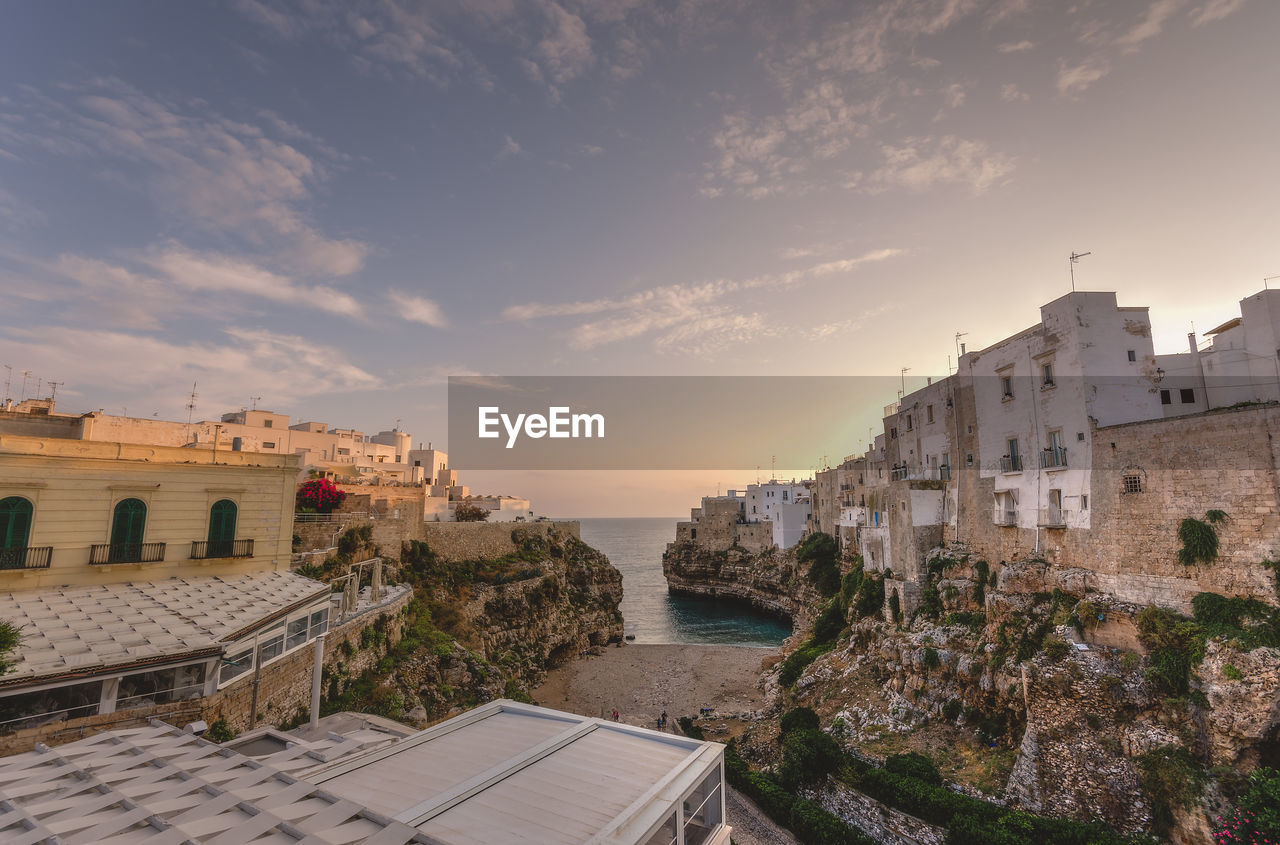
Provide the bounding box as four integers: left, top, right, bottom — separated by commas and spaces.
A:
576, 517, 792, 647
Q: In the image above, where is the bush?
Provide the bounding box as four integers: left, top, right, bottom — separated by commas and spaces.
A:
296, 478, 345, 513
798, 532, 841, 597
1042, 635, 1070, 662
677, 715, 705, 740
885, 752, 943, 786
921, 646, 941, 670
852, 573, 885, 619
1137, 746, 1205, 838
1227, 767, 1280, 841
780, 706, 820, 737
1177, 510, 1227, 566
1223, 663, 1243, 681
454, 500, 490, 522
204, 718, 235, 743
810, 599, 847, 646
942, 699, 963, 721
790, 797, 876, 845
778, 728, 844, 789
778, 643, 832, 687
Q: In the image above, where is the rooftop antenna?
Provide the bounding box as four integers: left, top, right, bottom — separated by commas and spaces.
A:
35, 378, 42, 398
185, 382, 198, 443
19, 371, 31, 402
771, 455, 776, 480
2, 365, 11, 403
899, 367, 910, 399
249, 395, 261, 411
1069, 251, 1091, 292
1265, 274, 1280, 290
955, 331, 968, 362
47, 381, 61, 404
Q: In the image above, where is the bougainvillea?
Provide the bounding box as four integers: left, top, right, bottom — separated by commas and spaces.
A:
297, 478, 346, 513
1217, 808, 1276, 844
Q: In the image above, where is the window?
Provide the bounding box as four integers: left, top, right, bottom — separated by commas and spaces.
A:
110, 498, 147, 562
263, 441, 276, 449
117, 664, 206, 709
927, 405, 934, 424
207, 499, 237, 557
690, 528, 697, 540
1001, 375, 1013, 398
1180, 388, 1195, 404
0, 496, 33, 553
337, 448, 350, 456
219, 647, 253, 686
258, 623, 285, 665
1042, 363, 1054, 387
263, 419, 273, 428
1081, 495, 1089, 510
309, 607, 328, 637
966, 453, 974, 466
890, 427, 898, 439
1127, 350, 1136, 362
1123, 474, 1142, 494
286, 616, 309, 651
782, 490, 789, 501
1160, 389, 1172, 405
1077, 431, 1086, 442
905, 414, 913, 431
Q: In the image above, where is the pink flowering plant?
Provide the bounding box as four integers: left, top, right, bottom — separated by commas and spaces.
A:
297, 478, 346, 514
1217, 767, 1280, 844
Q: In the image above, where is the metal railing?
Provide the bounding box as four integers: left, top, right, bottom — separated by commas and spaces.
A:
115, 682, 207, 710
889, 466, 909, 481
993, 508, 1017, 526
190, 538, 255, 560
89, 542, 166, 565
999, 455, 1023, 473
293, 511, 372, 523
1039, 447, 1068, 469
0, 546, 52, 570
1038, 507, 1068, 528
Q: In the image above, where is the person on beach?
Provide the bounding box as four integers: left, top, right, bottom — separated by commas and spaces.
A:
612, 708, 619, 722
660, 710, 667, 728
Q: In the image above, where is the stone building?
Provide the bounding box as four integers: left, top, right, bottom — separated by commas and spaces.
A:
674, 492, 773, 553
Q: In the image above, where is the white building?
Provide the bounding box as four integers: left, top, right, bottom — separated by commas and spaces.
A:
963, 291, 1163, 540
745, 479, 811, 549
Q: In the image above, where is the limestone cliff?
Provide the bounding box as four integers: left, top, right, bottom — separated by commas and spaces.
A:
661, 540, 819, 627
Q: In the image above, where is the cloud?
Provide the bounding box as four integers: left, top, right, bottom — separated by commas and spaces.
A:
1189, 0, 1249, 25
579, 144, 604, 156
1114, 0, 1188, 49
996, 40, 1035, 53
872, 136, 1015, 193
1000, 83, 1029, 102
496, 134, 522, 161
1056, 57, 1111, 96
500, 248, 903, 351
389, 291, 448, 328
0, 324, 381, 418
1, 79, 366, 277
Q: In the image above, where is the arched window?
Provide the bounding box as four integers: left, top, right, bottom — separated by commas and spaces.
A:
110, 498, 147, 562
0, 496, 33, 552
208, 500, 237, 557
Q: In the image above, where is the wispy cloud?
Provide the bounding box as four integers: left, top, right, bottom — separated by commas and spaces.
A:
1056, 57, 1111, 96
1114, 0, 1189, 49
389, 291, 448, 328
872, 136, 1015, 193
997, 39, 1035, 53
1189, 0, 1250, 26
500, 248, 903, 352
496, 134, 523, 162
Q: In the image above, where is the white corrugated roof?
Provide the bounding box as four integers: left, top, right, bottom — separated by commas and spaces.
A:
0, 571, 329, 684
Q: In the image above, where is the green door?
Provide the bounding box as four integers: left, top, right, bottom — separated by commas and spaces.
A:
0, 497, 32, 569
208, 499, 237, 557
110, 498, 147, 562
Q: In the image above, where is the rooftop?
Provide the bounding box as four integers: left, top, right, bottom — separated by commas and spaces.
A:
0, 571, 328, 686
0, 432, 299, 470
0, 701, 726, 844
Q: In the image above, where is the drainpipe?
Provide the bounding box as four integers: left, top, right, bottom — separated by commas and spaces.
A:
247, 631, 261, 727
212, 424, 223, 465
309, 633, 327, 730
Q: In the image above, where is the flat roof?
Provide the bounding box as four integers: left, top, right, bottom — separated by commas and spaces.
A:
0, 702, 725, 845
0, 571, 329, 687
0, 432, 299, 470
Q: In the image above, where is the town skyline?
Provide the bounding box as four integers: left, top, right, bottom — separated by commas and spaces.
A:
1, 0, 1277, 515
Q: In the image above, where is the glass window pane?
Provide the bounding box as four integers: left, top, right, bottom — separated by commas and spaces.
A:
220, 649, 254, 685
310, 608, 329, 636
682, 769, 723, 845
258, 633, 285, 665
643, 812, 677, 845
0, 680, 103, 730
286, 616, 309, 651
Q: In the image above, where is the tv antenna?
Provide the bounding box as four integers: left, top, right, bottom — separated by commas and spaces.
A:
19, 371, 31, 402
2, 365, 11, 403
249, 395, 261, 411
1069, 251, 1091, 292
47, 381, 61, 404
899, 367, 910, 399
1264, 274, 1280, 290
771, 455, 776, 480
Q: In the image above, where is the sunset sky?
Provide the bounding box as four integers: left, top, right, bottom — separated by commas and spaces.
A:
1, 0, 1277, 516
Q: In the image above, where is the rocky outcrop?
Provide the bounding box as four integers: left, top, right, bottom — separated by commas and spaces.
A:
662, 540, 819, 627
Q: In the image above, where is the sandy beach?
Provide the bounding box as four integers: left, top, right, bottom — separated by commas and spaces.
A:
531, 643, 778, 727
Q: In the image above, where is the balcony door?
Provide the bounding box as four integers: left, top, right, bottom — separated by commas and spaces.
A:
208, 500, 237, 557
0, 497, 31, 550
110, 498, 147, 562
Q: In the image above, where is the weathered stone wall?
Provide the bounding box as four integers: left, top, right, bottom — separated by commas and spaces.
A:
813, 780, 946, 845
294, 517, 582, 566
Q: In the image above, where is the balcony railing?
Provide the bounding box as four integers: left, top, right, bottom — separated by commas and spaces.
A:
939, 464, 952, 481
999, 455, 1023, 473
90, 542, 166, 565
1038, 507, 1068, 528
1039, 447, 1068, 469
889, 466, 909, 481
190, 538, 255, 560
0, 546, 52, 571
993, 508, 1017, 526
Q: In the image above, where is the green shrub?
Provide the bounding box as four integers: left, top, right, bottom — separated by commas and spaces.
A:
885, 752, 942, 786
942, 699, 963, 721
1232, 767, 1280, 841
921, 646, 941, 670
1223, 663, 1243, 681
204, 718, 235, 743
677, 715, 705, 740
778, 643, 832, 687
778, 728, 844, 789
1042, 635, 1070, 662
852, 573, 885, 618
810, 599, 847, 646
789, 797, 876, 845
798, 533, 841, 597
1178, 511, 1227, 566
780, 706, 820, 738
1137, 746, 1205, 838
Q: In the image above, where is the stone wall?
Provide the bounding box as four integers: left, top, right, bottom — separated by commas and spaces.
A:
814, 780, 946, 845
294, 515, 582, 566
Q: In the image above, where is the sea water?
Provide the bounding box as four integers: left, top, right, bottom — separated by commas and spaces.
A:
577, 517, 792, 646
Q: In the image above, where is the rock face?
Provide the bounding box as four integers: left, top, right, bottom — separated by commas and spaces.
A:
662, 540, 817, 627
467, 534, 625, 686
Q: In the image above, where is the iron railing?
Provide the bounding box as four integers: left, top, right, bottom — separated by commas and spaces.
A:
190, 538, 255, 559
889, 466, 909, 481
1039, 447, 1068, 469
0, 546, 52, 570
1038, 507, 1068, 528
89, 542, 166, 565
999, 455, 1023, 473
993, 508, 1017, 526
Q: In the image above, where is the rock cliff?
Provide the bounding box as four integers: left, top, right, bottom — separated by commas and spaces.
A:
662, 540, 819, 627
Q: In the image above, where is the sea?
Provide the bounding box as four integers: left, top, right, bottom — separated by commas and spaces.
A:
576, 517, 791, 647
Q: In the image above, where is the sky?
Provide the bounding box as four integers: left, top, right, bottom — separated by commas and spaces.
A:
0, 0, 1277, 516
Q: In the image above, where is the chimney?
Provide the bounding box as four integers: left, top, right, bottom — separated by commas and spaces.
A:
1188, 332, 1198, 354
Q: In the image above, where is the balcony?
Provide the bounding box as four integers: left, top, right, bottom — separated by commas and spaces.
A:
89, 542, 166, 565
1039, 447, 1068, 469
939, 464, 952, 481
1038, 507, 1068, 528
993, 508, 1017, 526
190, 538, 255, 560
999, 455, 1023, 473
889, 466, 909, 482
0, 546, 52, 571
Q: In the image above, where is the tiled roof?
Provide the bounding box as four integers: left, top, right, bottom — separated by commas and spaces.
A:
0, 572, 328, 684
